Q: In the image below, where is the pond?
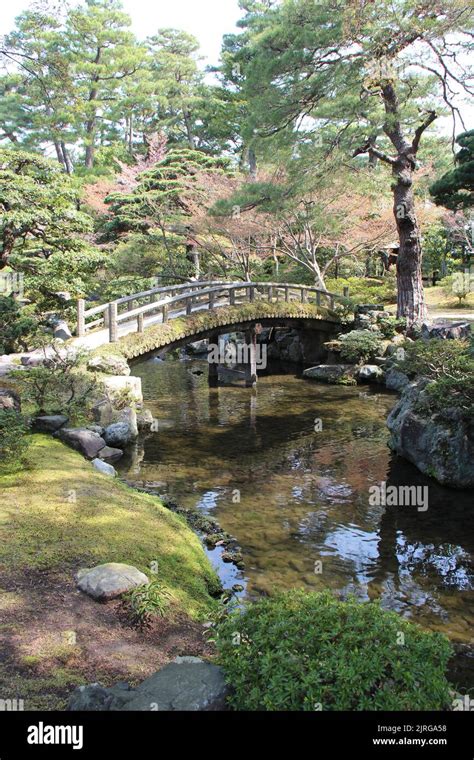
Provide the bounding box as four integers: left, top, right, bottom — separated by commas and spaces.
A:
117, 354, 474, 684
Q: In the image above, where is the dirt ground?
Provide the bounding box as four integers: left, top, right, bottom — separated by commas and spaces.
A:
0, 568, 215, 710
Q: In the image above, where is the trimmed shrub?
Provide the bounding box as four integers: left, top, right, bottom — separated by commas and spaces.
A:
339, 329, 383, 363
215, 590, 453, 711
0, 296, 38, 354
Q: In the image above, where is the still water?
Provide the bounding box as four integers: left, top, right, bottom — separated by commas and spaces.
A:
118, 355, 473, 658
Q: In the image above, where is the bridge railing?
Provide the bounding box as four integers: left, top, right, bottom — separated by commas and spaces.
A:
77, 281, 343, 343
77, 280, 232, 336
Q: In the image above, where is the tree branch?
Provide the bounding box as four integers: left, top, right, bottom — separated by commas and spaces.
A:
411, 110, 437, 152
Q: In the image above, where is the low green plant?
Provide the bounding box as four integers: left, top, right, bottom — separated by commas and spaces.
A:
123, 580, 172, 630
0, 296, 39, 354
11, 343, 98, 419
397, 338, 474, 416
0, 409, 30, 468
376, 315, 406, 339
215, 590, 453, 711
326, 276, 396, 305
339, 329, 383, 364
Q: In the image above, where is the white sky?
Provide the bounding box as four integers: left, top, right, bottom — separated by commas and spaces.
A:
0, 0, 471, 137
0, 0, 243, 67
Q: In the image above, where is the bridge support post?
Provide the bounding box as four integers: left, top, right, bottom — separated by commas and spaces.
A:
77, 299, 85, 337
244, 327, 257, 387
208, 331, 219, 387
108, 301, 118, 343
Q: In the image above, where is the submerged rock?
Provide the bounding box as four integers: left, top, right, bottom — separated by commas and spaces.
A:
303, 364, 355, 383
76, 563, 149, 601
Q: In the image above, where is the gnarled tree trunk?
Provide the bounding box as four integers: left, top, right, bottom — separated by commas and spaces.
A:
392, 153, 426, 324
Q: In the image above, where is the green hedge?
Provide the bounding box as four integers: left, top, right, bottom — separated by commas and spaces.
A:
215, 590, 453, 711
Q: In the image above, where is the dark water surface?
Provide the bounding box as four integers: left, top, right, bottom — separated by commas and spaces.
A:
118, 356, 473, 664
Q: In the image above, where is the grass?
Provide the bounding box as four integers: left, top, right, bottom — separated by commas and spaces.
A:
424, 285, 474, 311
0, 435, 220, 617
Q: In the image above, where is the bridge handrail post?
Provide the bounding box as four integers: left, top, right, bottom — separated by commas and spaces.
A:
77, 299, 85, 337
229, 287, 236, 305
284, 286, 289, 302
108, 301, 118, 343
268, 284, 273, 302
301, 287, 307, 303
162, 303, 169, 323
186, 296, 192, 316
316, 291, 321, 306
137, 313, 144, 333
248, 285, 255, 303
208, 290, 215, 310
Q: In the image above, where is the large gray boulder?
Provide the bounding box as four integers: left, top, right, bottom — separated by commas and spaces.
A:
98, 445, 123, 463
387, 381, 474, 488
91, 458, 117, 477
56, 427, 106, 459
103, 407, 138, 447
100, 375, 142, 404
76, 563, 149, 602
303, 364, 355, 383
68, 657, 228, 711
357, 364, 384, 382
88, 354, 130, 376
385, 368, 410, 393
53, 320, 73, 341
0, 387, 21, 412
33, 414, 68, 433
421, 321, 471, 341
137, 408, 154, 431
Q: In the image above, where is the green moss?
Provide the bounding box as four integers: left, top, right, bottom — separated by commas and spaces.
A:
0, 435, 219, 619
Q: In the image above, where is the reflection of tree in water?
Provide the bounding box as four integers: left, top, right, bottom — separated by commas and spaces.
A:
396, 537, 472, 590
371, 456, 473, 635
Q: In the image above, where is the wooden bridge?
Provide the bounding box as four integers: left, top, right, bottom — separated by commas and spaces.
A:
77, 280, 344, 345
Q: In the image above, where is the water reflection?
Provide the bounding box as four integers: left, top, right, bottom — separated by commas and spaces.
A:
118, 356, 473, 651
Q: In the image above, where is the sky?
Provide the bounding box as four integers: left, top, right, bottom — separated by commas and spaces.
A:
0, 0, 471, 137
0, 0, 243, 68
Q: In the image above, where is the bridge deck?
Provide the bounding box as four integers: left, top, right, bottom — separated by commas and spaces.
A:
75, 281, 343, 351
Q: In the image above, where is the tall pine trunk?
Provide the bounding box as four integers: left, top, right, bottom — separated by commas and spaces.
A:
392, 156, 426, 324
379, 83, 433, 330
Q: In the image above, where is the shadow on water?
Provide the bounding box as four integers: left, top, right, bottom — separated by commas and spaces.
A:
118, 355, 473, 688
